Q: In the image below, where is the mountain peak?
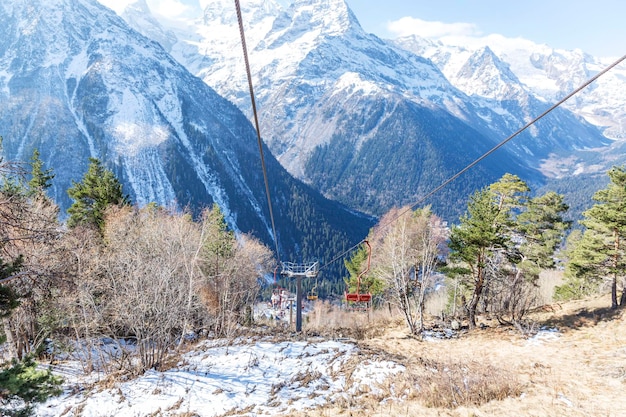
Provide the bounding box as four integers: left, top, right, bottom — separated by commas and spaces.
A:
292, 0, 358, 31
1, 0, 373, 269
203, 0, 283, 26
123, 0, 150, 14
119, 0, 177, 51
265, 0, 361, 47
453, 45, 524, 100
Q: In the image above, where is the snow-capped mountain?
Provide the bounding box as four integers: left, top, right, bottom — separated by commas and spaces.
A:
117, 0, 609, 218
0, 0, 373, 268
395, 34, 626, 141
118, 0, 178, 52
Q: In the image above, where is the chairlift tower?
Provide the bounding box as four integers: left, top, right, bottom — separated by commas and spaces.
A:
280, 261, 319, 332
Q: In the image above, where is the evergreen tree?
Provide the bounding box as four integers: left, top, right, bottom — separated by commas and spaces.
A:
489, 173, 530, 214
27, 149, 54, 196
0, 356, 62, 417
516, 191, 570, 276
559, 228, 607, 300
203, 204, 235, 278
344, 241, 383, 298
449, 175, 569, 327
449, 187, 506, 328
565, 166, 626, 308
0, 256, 23, 322
67, 158, 130, 233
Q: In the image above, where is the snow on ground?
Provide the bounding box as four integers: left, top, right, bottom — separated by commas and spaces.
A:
36, 337, 405, 416
525, 326, 560, 346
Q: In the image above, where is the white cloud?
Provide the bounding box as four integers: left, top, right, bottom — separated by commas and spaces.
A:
148, 0, 195, 17
387, 16, 481, 39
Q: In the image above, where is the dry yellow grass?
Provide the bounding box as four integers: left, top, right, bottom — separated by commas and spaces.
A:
288, 293, 626, 417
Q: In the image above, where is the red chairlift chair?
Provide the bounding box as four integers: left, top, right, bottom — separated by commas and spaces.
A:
345, 240, 372, 304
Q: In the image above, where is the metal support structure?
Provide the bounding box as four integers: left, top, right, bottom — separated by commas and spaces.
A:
296, 275, 302, 332
280, 261, 319, 278
280, 261, 319, 332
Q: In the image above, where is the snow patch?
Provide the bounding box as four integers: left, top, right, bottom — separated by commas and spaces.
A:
526, 327, 560, 346
38, 338, 406, 416
112, 121, 169, 156
333, 72, 380, 96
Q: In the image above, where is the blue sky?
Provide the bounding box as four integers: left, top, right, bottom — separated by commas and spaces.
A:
100, 0, 624, 57
347, 0, 624, 57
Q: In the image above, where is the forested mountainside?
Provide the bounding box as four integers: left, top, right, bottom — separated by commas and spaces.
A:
1, 0, 622, 277
122, 0, 611, 220
0, 0, 373, 280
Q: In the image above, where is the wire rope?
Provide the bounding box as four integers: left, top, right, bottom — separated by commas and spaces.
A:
320, 52, 626, 271
234, 0, 281, 262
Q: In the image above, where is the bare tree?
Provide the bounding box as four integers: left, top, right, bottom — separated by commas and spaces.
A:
411, 208, 448, 333
372, 206, 447, 335
60, 225, 107, 372
0, 188, 66, 359
100, 206, 206, 371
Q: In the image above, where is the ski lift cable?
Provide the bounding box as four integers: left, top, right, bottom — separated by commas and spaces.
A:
234, 0, 281, 263
320, 52, 626, 272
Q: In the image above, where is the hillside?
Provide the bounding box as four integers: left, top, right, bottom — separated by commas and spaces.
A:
35, 295, 626, 416
119, 0, 610, 220
0, 0, 374, 276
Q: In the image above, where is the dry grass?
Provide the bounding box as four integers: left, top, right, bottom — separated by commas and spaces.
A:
304, 300, 400, 340
411, 359, 522, 408
535, 269, 565, 306
284, 292, 626, 417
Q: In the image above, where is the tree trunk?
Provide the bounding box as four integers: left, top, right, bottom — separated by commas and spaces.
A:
417, 291, 426, 335
468, 276, 484, 329
400, 291, 416, 334
612, 231, 619, 309
468, 265, 485, 329
611, 276, 618, 309
2, 316, 19, 359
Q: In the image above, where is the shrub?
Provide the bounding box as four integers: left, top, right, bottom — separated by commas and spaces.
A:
0, 356, 63, 417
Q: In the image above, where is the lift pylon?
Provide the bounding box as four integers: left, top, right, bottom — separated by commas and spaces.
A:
280, 261, 319, 332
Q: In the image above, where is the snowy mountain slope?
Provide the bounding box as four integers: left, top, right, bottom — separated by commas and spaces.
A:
113, 0, 610, 218
0, 0, 373, 268
118, 0, 178, 52
395, 34, 626, 141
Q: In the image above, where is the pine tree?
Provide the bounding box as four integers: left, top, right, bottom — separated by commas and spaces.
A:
0, 356, 62, 417
67, 158, 130, 233
0, 256, 23, 319
449, 187, 506, 328
567, 166, 626, 308
560, 228, 608, 300
203, 204, 235, 277
27, 149, 54, 196
344, 241, 383, 298
516, 191, 570, 277
449, 175, 569, 327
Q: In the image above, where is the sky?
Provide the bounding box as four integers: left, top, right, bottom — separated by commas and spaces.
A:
99, 0, 625, 58
347, 0, 625, 58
